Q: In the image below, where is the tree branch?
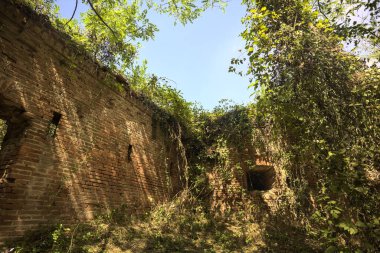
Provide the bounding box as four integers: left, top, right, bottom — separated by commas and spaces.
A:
317, 0, 329, 20
87, 0, 118, 38
64, 0, 78, 27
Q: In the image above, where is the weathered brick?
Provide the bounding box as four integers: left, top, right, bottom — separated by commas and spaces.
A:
0, 0, 185, 243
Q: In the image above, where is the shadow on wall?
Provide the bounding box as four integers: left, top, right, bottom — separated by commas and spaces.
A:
0, 0, 185, 242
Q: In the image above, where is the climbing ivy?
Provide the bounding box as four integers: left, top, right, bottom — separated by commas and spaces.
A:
6, 1, 380, 251
237, 0, 380, 251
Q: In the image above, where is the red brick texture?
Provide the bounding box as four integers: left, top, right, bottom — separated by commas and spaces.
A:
0, 1, 185, 243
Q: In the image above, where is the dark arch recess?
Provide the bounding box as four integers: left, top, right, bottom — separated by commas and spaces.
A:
0, 95, 30, 185
246, 165, 275, 191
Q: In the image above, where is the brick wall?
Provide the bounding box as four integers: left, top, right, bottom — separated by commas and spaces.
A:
0, 1, 185, 243
207, 143, 276, 213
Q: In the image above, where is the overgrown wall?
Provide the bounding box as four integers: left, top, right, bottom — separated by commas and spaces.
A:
0, 0, 185, 243
199, 109, 279, 214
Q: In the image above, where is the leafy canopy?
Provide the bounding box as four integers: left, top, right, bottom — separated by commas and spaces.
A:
237, 0, 380, 250
21, 0, 228, 129
318, 0, 380, 58
28, 0, 227, 72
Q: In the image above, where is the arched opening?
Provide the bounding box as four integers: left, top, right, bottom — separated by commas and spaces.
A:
0, 96, 29, 186
246, 165, 275, 191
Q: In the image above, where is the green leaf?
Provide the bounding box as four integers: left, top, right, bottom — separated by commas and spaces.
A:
325, 246, 337, 253
356, 221, 367, 228
338, 222, 358, 235
330, 209, 341, 219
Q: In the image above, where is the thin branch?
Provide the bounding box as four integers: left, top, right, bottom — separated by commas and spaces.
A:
67, 223, 80, 253
87, 0, 118, 38
317, 0, 329, 20
64, 0, 78, 27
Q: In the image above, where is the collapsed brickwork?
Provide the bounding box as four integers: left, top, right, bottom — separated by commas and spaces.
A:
0, 0, 186, 242
199, 109, 277, 214
208, 146, 276, 213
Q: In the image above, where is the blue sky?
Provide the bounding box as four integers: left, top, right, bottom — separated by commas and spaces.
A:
56, 1, 251, 110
